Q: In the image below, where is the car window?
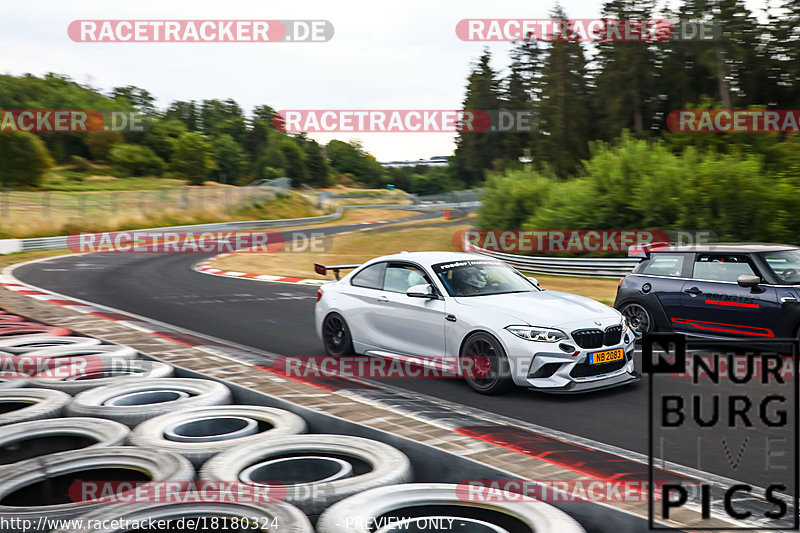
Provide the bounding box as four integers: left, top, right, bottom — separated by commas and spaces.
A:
638, 254, 685, 277
761, 249, 800, 284
692, 254, 756, 282
383, 263, 431, 293
350, 262, 385, 290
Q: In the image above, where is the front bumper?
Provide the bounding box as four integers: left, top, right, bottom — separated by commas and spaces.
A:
504, 330, 638, 392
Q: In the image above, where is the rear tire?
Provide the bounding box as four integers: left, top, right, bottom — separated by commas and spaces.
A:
620, 302, 654, 335
322, 313, 355, 357
461, 332, 514, 395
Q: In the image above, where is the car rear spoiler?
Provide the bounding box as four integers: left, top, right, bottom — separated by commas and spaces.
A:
314, 263, 360, 280
627, 242, 677, 259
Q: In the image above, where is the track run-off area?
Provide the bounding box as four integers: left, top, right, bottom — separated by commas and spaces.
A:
8, 210, 795, 524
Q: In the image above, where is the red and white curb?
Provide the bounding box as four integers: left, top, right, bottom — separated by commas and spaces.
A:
193, 257, 327, 286
190, 221, 397, 286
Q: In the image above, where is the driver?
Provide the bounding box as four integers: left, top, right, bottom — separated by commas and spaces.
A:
452, 266, 488, 296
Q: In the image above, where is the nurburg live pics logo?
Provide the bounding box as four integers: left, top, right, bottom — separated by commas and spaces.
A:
645, 333, 799, 529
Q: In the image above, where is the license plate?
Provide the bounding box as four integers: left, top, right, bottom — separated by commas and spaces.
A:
589, 348, 624, 364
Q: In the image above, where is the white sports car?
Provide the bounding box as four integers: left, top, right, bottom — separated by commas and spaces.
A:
314, 251, 639, 394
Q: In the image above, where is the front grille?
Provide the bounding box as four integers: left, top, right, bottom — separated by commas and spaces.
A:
604, 325, 623, 346
570, 357, 627, 378
572, 325, 623, 349
571, 329, 603, 349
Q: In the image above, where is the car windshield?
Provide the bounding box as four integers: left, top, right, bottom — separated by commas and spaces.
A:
760, 250, 800, 284
432, 259, 537, 297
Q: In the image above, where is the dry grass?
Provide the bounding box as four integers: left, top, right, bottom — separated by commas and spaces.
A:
213, 222, 470, 280
213, 219, 621, 304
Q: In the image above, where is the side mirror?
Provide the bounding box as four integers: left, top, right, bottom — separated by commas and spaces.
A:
737, 274, 761, 288
407, 284, 437, 299
529, 277, 539, 287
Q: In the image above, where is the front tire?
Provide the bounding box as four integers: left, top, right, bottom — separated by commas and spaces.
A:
461, 332, 514, 395
322, 313, 355, 357
620, 302, 653, 335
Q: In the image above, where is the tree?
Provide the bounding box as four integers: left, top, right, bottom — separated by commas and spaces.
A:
111, 86, 157, 116
278, 138, 309, 183
86, 130, 125, 161
211, 134, 247, 184
0, 132, 53, 187
109, 144, 165, 176
171, 132, 216, 184
166, 101, 200, 131
140, 118, 187, 161
301, 138, 331, 187
453, 50, 502, 185
592, 0, 659, 138
537, 5, 592, 176
326, 139, 385, 187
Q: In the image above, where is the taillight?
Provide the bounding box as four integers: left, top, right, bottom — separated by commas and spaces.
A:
618, 278, 624, 289
316, 288, 323, 302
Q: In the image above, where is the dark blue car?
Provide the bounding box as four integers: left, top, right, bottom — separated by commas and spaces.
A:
614, 243, 800, 340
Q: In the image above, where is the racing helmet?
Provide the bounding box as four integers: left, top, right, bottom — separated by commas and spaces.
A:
454, 266, 488, 290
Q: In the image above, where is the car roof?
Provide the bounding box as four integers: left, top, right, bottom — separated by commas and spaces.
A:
367, 251, 496, 268
652, 243, 799, 254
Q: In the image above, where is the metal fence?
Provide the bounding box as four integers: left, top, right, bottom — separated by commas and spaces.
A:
0, 186, 279, 230
463, 239, 640, 278
1, 201, 480, 254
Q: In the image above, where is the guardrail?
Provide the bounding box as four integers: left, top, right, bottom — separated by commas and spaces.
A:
0, 201, 480, 255
463, 239, 640, 279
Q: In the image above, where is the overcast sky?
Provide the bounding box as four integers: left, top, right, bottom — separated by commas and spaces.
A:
1, 0, 769, 160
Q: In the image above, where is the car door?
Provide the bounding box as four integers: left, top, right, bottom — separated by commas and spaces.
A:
341, 261, 387, 350
679, 253, 780, 338
369, 262, 447, 358
633, 252, 691, 331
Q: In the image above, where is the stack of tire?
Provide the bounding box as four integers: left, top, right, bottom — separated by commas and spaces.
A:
0, 309, 585, 532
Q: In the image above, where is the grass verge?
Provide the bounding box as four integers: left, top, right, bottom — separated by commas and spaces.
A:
211, 220, 620, 304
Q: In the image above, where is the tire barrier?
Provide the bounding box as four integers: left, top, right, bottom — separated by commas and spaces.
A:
65, 378, 233, 427
0, 417, 129, 465
29, 360, 174, 395
0, 447, 194, 530
201, 434, 413, 516
0, 388, 71, 427
129, 405, 308, 467
0, 307, 590, 531
316, 483, 586, 533
0, 378, 30, 390
0, 315, 25, 323
50, 501, 314, 533
0, 336, 102, 355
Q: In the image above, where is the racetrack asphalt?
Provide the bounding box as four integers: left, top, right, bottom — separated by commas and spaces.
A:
13, 212, 793, 492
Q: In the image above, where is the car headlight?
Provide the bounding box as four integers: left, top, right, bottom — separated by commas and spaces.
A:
621, 316, 629, 331
505, 325, 567, 342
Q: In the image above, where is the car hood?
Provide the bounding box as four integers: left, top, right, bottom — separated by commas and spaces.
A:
453, 290, 621, 329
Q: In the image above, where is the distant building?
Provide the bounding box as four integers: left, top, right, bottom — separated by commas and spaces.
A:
380, 156, 450, 168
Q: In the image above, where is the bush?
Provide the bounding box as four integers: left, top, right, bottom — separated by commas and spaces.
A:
170, 132, 216, 185
0, 132, 54, 187
86, 130, 124, 161
109, 144, 165, 176
478, 132, 800, 245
